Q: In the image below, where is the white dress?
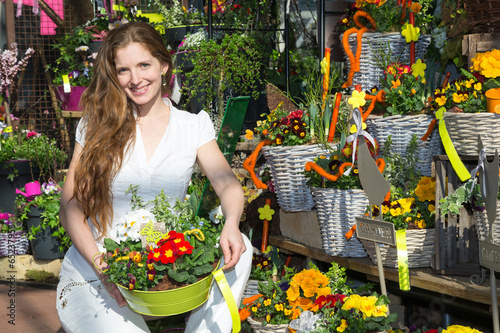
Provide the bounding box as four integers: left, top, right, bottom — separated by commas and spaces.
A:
56, 99, 252, 333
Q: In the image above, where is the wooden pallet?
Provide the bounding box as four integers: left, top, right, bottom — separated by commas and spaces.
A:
462, 33, 500, 69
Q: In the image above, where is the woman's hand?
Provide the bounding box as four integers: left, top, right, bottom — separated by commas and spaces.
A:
219, 223, 246, 270
94, 256, 127, 307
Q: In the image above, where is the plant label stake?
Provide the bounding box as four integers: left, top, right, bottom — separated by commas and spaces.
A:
475, 136, 500, 333
350, 108, 394, 296
258, 199, 274, 253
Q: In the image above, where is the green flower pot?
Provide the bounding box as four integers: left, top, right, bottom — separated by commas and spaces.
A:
116, 260, 221, 316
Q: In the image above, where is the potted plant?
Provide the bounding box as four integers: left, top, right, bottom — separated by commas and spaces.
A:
96, 184, 231, 316
0, 212, 29, 257
16, 180, 71, 260
0, 127, 67, 213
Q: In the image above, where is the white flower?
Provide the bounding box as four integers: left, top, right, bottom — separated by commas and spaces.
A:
209, 206, 224, 224
116, 208, 155, 243
75, 46, 89, 52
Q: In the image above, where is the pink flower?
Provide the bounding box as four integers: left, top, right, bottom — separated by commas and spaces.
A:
26, 131, 38, 139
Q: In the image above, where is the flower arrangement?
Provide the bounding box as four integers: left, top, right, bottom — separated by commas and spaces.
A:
16, 180, 72, 253
240, 262, 395, 332
98, 184, 222, 291
431, 74, 485, 113
0, 212, 21, 233
376, 60, 431, 116
149, 0, 205, 29
304, 124, 382, 190
177, 28, 208, 52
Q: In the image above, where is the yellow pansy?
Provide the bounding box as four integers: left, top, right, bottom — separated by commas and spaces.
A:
245, 129, 254, 140
435, 96, 447, 106
391, 79, 401, 89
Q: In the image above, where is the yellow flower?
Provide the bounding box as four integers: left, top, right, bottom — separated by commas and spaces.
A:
411, 88, 416, 95
391, 79, 401, 89
275, 303, 284, 311
350, 122, 367, 133
411, 59, 426, 78
258, 204, 275, 221
252, 306, 258, 312
435, 96, 447, 106
453, 92, 466, 103
284, 308, 292, 316
428, 203, 435, 212
442, 325, 483, 333
264, 299, 272, 306
474, 82, 482, 91
266, 314, 271, 322
348, 90, 366, 109
415, 219, 427, 228
245, 129, 254, 140
337, 319, 348, 332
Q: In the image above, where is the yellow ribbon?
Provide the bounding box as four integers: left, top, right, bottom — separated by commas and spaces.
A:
436, 107, 471, 182
396, 229, 410, 291
213, 267, 241, 333
62, 74, 71, 93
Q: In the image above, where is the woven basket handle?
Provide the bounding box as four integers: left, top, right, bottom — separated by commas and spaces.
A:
243, 140, 272, 190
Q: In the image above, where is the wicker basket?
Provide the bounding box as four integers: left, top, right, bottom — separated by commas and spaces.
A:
473, 201, 500, 244
464, 0, 500, 33
311, 187, 368, 257
0, 231, 29, 257
242, 279, 266, 299
343, 32, 432, 91
360, 228, 435, 268
366, 114, 443, 176
262, 144, 328, 212
247, 317, 290, 333
443, 112, 500, 156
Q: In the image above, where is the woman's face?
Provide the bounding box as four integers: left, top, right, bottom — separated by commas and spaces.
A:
114, 42, 168, 108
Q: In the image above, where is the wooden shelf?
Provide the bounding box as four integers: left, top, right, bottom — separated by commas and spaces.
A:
269, 235, 499, 307
61, 110, 83, 118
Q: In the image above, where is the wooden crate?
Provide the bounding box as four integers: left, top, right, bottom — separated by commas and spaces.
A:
432, 155, 484, 271
462, 33, 500, 69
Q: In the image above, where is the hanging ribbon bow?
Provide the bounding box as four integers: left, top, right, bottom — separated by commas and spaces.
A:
344, 108, 376, 175
470, 146, 487, 198
435, 107, 471, 182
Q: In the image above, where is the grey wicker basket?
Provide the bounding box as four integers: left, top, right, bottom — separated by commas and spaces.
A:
343, 32, 431, 91
366, 114, 443, 177
311, 187, 368, 257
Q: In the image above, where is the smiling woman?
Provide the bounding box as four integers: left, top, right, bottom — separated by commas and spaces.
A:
55, 22, 252, 333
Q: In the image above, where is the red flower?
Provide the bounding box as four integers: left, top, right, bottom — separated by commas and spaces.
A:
27, 131, 38, 139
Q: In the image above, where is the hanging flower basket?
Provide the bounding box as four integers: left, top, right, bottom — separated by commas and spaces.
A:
247, 316, 290, 333
342, 32, 431, 92
262, 144, 328, 212
311, 187, 368, 257
443, 112, 500, 156
0, 230, 29, 257
365, 114, 443, 177
116, 260, 221, 316
360, 228, 435, 268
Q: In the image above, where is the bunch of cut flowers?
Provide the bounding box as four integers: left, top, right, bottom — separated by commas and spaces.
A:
304, 123, 382, 190
98, 184, 223, 291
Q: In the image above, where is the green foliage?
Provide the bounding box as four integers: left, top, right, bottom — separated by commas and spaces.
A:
381, 134, 420, 191
16, 181, 72, 253
0, 131, 67, 182
439, 178, 482, 216
182, 33, 264, 113
25, 269, 58, 283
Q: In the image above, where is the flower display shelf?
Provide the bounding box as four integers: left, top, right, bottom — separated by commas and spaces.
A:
116, 260, 221, 316
360, 228, 435, 268
443, 112, 500, 156
366, 114, 443, 177
311, 187, 368, 257
343, 32, 431, 92
262, 144, 328, 212
0, 230, 29, 257
247, 316, 289, 333
474, 200, 500, 244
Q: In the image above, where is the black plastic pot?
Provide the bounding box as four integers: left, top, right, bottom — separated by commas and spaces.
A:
0, 160, 39, 213
26, 206, 64, 260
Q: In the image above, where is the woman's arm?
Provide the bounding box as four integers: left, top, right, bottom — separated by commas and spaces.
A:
60, 143, 126, 306
196, 140, 246, 270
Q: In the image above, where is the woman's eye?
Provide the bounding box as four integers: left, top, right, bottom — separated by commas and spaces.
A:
141, 63, 150, 68
117, 68, 128, 74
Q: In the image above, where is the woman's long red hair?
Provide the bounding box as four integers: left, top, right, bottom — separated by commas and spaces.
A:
73, 22, 173, 239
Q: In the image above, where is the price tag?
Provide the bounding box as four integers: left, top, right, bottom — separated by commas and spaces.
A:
62, 75, 71, 93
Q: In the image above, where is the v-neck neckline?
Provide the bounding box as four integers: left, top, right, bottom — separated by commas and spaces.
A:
135, 101, 174, 166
